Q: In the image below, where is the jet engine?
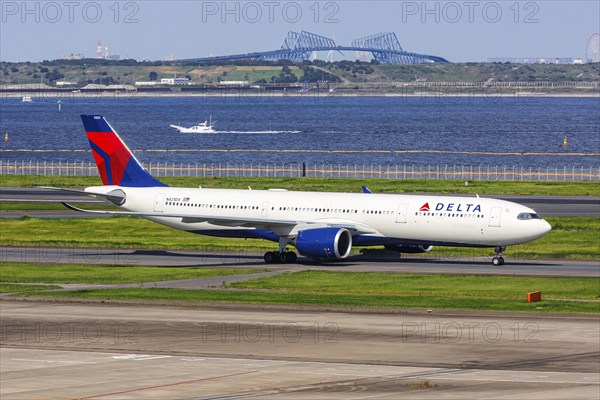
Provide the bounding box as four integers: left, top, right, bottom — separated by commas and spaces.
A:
295, 228, 352, 260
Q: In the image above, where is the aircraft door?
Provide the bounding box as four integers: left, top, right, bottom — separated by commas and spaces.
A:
489, 206, 502, 227
154, 193, 165, 212
261, 201, 269, 217
395, 203, 409, 223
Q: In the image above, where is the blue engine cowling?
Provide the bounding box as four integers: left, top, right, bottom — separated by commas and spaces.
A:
295, 228, 352, 260
384, 244, 433, 253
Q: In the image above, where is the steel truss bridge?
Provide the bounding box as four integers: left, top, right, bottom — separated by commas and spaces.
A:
181, 31, 448, 64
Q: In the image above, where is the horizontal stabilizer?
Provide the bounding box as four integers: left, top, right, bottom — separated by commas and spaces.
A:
38, 186, 126, 205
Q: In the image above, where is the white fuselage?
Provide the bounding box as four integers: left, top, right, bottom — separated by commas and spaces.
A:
87, 186, 552, 248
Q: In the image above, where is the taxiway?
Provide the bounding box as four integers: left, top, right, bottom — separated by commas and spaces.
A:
1, 301, 598, 399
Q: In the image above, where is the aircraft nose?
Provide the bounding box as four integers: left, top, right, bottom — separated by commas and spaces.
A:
540, 220, 552, 235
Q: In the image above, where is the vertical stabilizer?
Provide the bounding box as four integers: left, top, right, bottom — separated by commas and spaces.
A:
81, 115, 167, 187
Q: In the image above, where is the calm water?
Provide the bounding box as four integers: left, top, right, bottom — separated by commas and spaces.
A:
1, 95, 599, 167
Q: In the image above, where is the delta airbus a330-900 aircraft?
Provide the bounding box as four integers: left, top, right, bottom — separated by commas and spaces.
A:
51, 115, 552, 265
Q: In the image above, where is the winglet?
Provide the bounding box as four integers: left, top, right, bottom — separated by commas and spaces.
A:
362, 186, 372, 194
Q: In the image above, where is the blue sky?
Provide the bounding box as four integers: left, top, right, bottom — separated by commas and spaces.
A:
1, 1, 598, 62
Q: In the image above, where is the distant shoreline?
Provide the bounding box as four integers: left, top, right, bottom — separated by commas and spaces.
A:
2, 91, 599, 99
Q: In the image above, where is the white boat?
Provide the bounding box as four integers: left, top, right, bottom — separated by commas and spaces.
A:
170, 115, 215, 133
22, 96, 32, 102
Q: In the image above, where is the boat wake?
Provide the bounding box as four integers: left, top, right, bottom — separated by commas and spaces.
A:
215, 130, 302, 134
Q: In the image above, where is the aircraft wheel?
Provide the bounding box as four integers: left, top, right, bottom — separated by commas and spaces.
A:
264, 251, 276, 264
492, 256, 504, 266
278, 252, 288, 263
286, 252, 298, 263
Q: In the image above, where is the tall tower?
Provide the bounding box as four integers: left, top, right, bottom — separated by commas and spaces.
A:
587, 33, 600, 63
96, 41, 103, 59
96, 41, 109, 59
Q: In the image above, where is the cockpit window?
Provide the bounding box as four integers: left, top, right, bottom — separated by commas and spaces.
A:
518, 212, 542, 220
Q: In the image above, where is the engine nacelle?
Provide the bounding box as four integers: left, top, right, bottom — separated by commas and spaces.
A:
385, 244, 433, 254
295, 228, 352, 260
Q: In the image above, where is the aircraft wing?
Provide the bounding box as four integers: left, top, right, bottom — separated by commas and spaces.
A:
61, 203, 376, 235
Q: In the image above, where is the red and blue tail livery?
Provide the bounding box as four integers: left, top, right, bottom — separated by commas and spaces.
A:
81, 115, 167, 187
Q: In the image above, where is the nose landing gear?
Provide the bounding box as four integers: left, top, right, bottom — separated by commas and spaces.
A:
492, 246, 506, 266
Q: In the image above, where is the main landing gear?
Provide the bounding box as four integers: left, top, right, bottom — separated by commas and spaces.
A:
492, 246, 506, 266
264, 237, 298, 264
264, 251, 297, 264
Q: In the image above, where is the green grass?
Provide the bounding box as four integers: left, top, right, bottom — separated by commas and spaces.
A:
2, 175, 599, 196
8, 268, 598, 314
23, 286, 600, 313
228, 271, 600, 300
0, 216, 597, 259
0, 174, 104, 188
0, 283, 61, 293
0, 263, 263, 284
